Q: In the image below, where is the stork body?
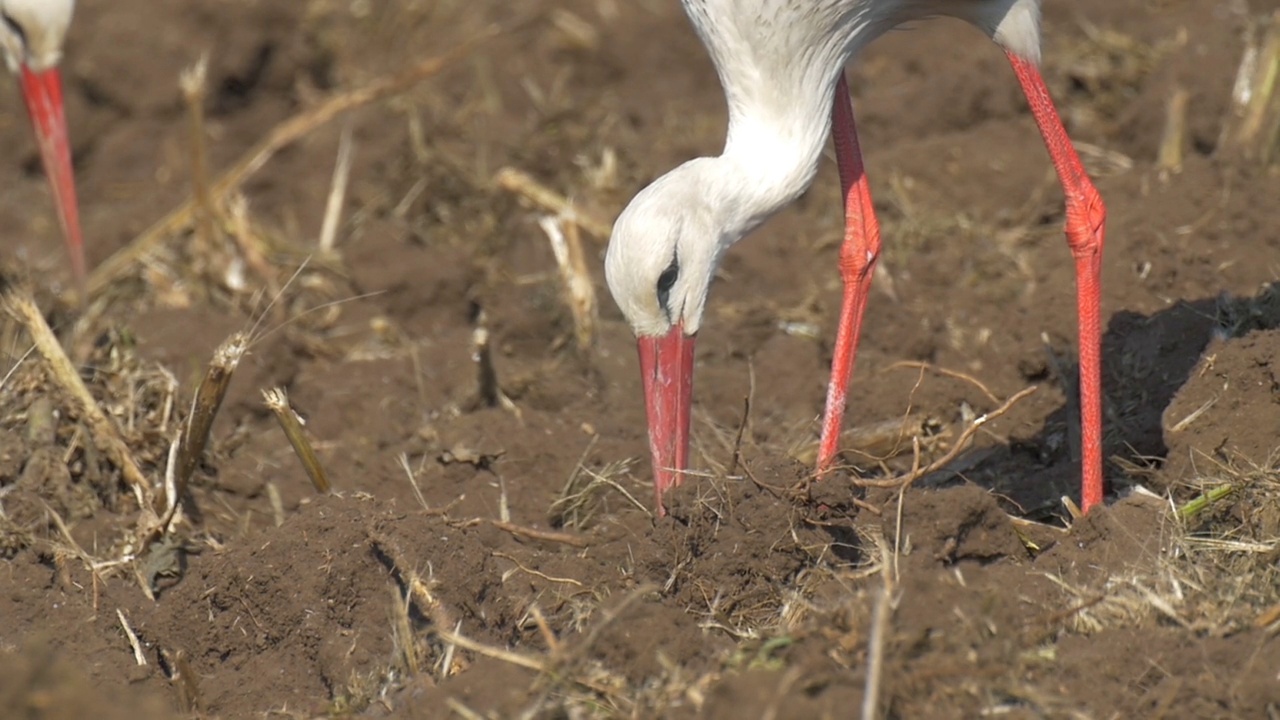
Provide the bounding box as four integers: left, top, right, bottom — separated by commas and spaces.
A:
1, 0, 83, 283
605, 0, 1106, 514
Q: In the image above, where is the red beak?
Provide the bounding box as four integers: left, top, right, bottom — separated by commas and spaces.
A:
18, 65, 85, 284
637, 324, 695, 516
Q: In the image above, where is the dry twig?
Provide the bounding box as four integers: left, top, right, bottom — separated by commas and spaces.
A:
490, 519, 590, 548
318, 124, 356, 253
225, 194, 276, 288
883, 360, 1001, 404
862, 533, 895, 720
84, 24, 515, 299
180, 55, 217, 255
117, 609, 148, 666
728, 396, 751, 478
792, 413, 946, 468
390, 585, 421, 676
1157, 86, 1189, 173
853, 386, 1037, 489
538, 214, 597, 351
435, 628, 546, 672
494, 167, 612, 240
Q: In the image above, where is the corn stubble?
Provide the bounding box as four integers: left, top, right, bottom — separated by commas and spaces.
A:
263, 387, 332, 495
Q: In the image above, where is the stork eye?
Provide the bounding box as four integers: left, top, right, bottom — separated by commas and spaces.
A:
655, 257, 679, 313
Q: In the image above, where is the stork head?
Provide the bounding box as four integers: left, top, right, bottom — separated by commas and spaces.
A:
606, 160, 723, 337
1, 0, 84, 284
0, 0, 74, 72
606, 158, 725, 514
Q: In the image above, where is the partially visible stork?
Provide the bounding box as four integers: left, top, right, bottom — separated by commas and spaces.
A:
605, 0, 1106, 515
1, 0, 83, 283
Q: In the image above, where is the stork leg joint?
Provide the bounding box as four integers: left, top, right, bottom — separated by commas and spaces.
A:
838, 225, 880, 283
1064, 182, 1106, 260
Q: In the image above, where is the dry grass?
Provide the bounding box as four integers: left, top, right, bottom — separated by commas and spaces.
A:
550, 439, 644, 530
1054, 20, 1179, 132
81, 20, 520, 303
0, 22, 520, 582
1039, 455, 1280, 641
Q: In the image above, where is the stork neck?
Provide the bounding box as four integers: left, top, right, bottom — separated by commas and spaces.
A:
710, 90, 837, 243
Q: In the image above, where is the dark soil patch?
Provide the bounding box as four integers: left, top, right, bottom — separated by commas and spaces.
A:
2, 0, 1279, 717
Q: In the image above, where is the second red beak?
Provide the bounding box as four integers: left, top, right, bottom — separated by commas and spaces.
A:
18, 65, 85, 284
637, 324, 695, 516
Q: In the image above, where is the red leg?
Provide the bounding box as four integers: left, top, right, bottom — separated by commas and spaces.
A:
816, 73, 882, 475
1006, 51, 1106, 513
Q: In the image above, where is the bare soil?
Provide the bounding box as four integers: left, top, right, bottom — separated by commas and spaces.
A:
2, 0, 1280, 717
